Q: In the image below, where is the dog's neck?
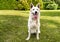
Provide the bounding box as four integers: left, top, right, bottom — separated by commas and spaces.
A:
31, 14, 38, 20
32, 16, 38, 20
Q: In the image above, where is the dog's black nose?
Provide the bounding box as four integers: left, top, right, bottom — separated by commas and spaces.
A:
35, 11, 37, 14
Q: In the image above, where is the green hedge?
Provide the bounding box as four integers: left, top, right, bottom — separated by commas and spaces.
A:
0, 0, 43, 10
46, 3, 58, 10
43, 1, 58, 10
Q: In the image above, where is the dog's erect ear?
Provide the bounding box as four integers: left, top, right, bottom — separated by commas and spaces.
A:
30, 3, 34, 8
36, 3, 40, 8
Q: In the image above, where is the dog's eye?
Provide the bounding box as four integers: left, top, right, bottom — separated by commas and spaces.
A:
33, 9, 34, 10
37, 9, 38, 10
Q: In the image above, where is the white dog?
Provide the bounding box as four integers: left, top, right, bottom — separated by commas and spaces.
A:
26, 3, 40, 40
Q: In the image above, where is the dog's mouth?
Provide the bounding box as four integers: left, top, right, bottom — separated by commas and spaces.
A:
33, 13, 38, 19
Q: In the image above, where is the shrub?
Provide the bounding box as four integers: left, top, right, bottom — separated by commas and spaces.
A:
46, 2, 58, 10
43, 1, 54, 9
15, 0, 29, 10
54, 0, 60, 9
54, 0, 60, 6
57, 6, 60, 9
43, 2, 49, 9
17, 0, 43, 10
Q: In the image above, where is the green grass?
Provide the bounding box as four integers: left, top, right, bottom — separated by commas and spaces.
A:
0, 10, 60, 42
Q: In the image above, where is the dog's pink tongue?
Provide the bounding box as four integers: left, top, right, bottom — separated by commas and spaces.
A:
34, 15, 37, 19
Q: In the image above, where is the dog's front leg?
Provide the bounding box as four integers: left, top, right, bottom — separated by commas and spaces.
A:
37, 25, 40, 34
36, 30, 39, 40
36, 26, 40, 40
38, 20, 40, 33
26, 27, 31, 40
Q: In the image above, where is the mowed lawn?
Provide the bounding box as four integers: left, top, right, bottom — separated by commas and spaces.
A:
0, 10, 60, 42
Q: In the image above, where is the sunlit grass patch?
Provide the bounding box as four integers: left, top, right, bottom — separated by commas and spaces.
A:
47, 24, 57, 28
41, 16, 60, 23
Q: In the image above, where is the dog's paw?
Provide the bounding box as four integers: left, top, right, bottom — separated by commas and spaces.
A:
26, 38, 30, 40
37, 37, 39, 40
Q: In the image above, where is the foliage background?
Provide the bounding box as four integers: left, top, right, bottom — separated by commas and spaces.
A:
0, 0, 43, 10
0, 0, 60, 10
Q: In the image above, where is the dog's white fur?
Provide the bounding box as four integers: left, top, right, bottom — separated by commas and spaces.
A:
26, 3, 40, 40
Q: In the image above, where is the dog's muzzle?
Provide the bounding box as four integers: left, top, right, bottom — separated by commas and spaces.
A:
32, 12, 38, 19
35, 11, 37, 15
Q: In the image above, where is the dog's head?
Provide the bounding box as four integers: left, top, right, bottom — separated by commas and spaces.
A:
30, 3, 40, 19
30, 3, 40, 15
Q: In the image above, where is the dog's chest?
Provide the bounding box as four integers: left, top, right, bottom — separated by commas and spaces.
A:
31, 20, 38, 27
30, 20, 38, 33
